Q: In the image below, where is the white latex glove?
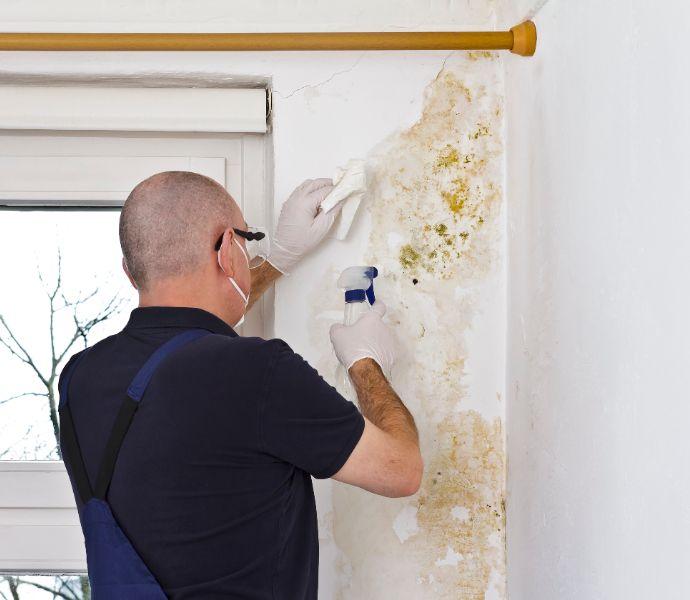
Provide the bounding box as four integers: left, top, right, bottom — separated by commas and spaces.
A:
329, 301, 397, 378
267, 178, 342, 274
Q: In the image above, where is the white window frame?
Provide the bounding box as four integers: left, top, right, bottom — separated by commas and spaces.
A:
0, 462, 85, 573
0, 85, 271, 574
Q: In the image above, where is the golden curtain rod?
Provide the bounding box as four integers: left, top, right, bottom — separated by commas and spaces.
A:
0, 21, 536, 56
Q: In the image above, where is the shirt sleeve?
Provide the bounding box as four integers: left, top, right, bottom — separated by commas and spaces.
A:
259, 339, 365, 479
57, 349, 87, 408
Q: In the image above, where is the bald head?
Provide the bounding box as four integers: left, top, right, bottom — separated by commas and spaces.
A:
119, 171, 241, 290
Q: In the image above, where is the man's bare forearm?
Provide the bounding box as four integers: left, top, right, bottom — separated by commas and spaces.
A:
248, 261, 281, 310
349, 358, 418, 447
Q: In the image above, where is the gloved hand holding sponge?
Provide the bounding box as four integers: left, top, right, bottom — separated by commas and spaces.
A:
267, 160, 366, 274
266, 178, 337, 274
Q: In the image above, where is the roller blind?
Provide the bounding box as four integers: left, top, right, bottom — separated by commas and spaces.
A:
0, 86, 267, 133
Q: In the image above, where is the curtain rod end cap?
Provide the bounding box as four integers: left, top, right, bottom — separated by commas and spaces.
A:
510, 20, 537, 56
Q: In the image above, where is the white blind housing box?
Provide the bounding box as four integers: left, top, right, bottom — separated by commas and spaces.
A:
0, 86, 267, 133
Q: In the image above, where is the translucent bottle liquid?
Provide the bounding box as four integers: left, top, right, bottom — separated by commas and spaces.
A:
334, 266, 378, 401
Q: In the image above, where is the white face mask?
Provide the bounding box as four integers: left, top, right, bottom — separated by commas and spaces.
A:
218, 238, 249, 328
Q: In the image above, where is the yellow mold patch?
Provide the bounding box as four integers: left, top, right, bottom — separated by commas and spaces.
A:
434, 144, 461, 171
329, 54, 506, 599
365, 65, 503, 281
442, 177, 470, 215
416, 412, 505, 599
468, 50, 499, 61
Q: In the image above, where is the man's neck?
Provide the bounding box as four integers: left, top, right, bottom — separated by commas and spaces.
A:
137, 280, 234, 328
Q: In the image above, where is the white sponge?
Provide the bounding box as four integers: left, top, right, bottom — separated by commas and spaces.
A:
320, 159, 366, 240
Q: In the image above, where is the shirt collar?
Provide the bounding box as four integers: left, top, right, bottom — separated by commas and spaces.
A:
124, 306, 238, 337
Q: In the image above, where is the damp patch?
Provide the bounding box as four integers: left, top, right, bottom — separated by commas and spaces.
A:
313, 51, 506, 600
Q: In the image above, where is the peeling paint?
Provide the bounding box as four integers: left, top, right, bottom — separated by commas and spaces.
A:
393, 505, 420, 543
415, 412, 505, 597
452, 505, 471, 522
313, 53, 506, 599
436, 546, 464, 567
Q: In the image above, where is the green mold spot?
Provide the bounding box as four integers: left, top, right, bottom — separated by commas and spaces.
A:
471, 124, 490, 139
399, 244, 422, 270
434, 223, 448, 236
460, 231, 469, 242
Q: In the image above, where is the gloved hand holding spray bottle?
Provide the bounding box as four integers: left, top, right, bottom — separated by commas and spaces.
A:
334, 266, 379, 399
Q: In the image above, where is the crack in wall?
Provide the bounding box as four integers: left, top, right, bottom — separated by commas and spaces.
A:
273, 54, 366, 100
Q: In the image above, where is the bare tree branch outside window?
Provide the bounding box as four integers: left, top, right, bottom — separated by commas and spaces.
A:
1, 248, 124, 599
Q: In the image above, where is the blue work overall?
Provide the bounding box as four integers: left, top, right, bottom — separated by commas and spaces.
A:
59, 329, 211, 600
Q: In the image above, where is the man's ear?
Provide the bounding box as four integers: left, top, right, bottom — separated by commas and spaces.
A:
122, 257, 138, 290
217, 228, 236, 278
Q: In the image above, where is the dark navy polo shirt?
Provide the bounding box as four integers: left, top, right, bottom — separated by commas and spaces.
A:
58, 307, 364, 599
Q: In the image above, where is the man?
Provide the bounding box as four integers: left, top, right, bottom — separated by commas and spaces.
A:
59, 171, 422, 599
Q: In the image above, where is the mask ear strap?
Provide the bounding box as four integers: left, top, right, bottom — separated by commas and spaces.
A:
227, 275, 249, 306
217, 234, 250, 273
218, 242, 249, 304
233, 238, 250, 267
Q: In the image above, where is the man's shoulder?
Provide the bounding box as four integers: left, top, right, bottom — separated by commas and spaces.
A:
58, 333, 118, 386
194, 335, 310, 383
195, 333, 292, 361
165, 334, 302, 397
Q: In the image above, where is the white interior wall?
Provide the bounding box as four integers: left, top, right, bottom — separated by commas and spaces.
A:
1, 2, 510, 597
0, 1, 497, 32
504, 1, 690, 598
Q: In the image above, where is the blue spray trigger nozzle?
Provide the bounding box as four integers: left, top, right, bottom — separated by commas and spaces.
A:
364, 266, 377, 305
365, 282, 376, 305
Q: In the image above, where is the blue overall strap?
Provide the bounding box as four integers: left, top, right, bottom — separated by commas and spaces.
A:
59, 349, 95, 504
127, 329, 210, 401
64, 329, 211, 600
92, 328, 211, 500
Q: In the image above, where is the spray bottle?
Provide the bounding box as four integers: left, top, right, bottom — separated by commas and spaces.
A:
335, 266, 378, 400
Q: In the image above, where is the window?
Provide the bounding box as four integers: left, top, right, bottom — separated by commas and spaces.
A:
0, 87, 270, 590
0, 574, 90, 599
0, 209, 134, 460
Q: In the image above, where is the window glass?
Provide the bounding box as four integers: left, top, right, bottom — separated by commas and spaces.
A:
0, 574, 89, 599
0, 210, 136, 460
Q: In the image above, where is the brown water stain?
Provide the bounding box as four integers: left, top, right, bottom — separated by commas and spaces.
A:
468, 50, 499, 61
416, 411, 505, 599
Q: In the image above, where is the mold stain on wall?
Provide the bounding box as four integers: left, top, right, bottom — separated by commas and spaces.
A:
311, 53, 506, 599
